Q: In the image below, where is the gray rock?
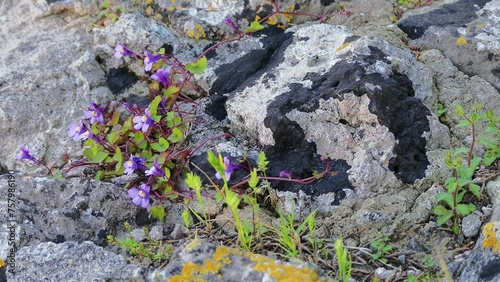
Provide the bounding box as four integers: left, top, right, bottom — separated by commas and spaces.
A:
0, 0, 117, 171
150, 239, 333, 281
0, 176, 137, 250
130, 228, 148, 242
418, 49, 500, 145
7, 241, 145, 282
400, 0, 500, 90
398, 0, 490, 40
486, 176, 500, 206
148, 225, 163, 241
224, 23, 448, 215
462, 213, 482, 238
459, 220, 500, 280
459, 251, 500, 282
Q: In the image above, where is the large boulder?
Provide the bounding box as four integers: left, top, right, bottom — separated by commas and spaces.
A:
223, 23, 449, 214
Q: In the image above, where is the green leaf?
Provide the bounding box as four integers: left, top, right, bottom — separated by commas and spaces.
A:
148, 95, 162, 117
436, 213, 453, 226
453, 147, 470, 155
257, 151, 269, 172
49, 169, 66, 181
151, 205, 166, 220
248, 168, 259, 189
151, 137, 170, 152
167, 127, 184, 143
185, 172, 202, 191
454, 104, 465, 116
113, 147, 124, 172
102, 0, 109, 9
456, 119, 472, 128
207, 150, 223, 173
436, 192, 454, 208
107, 131, 120, 145
163, 86, 180, 99
92, 151, 109, 163
244, 20, 265, 33
456, 203, 476, 216
458, 156, 481, 179
107, 111, 120, 126
433, 205, 452, 216
445, 178, 459, 193
182, 209, 191, 228
185, 57, 207, 75
134, 131, 144, 143
95, 170, 105, 180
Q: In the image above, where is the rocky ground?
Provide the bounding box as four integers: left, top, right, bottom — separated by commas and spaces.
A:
1, 0, 500, 281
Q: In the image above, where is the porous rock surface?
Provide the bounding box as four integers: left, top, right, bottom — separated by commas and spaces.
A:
8, 241, 145, 282
399, 0, 500, 90
0, 175, 136, 251
1, 0, 500, 281
150, 239, 332, 282
224, 23, 450, 214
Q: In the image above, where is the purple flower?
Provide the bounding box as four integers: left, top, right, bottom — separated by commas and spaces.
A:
133, 108, 154, 132
17, 145, 37, 162
215, 156, 239, 181
279, 170, 292, 178
67, 121, 89, 141
151, 66, 172, 88
128, 183, 150, 208
83, 103, 104, 124
145, 159, 165, 178
123, 102, 134, 113
114, 44, 133, 59
224, 17, 239, 31
144, 52, 161, 71
124, 156, 146, 175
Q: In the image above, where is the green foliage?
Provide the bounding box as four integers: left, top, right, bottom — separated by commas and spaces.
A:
244, 20, 265, 33
107, 223, 171, 264
335, 238, 352, 282
94, 0, 123, 27
186, 57, 207, 74
150, 205, 166, 221
436, 103, 448, 123
370, 233, 393, 263
433, 103, 500, 235
479, 109, 500, 166
275, 208, 318, 258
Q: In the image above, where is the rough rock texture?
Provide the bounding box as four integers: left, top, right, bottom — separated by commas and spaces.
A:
0, 175, 137, 250
399, 0, 500, 90
150, 239, 333, 282
0, 0, 115, 172
7, 241, 145, 282
225, 24, 449, 210
459, 220, 500, 282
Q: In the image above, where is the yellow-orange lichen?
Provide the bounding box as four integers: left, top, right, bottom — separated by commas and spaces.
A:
168, 243, 326, 282
246, 252, 325, 282
482, 222, 500, 254
335, 42, 353, 52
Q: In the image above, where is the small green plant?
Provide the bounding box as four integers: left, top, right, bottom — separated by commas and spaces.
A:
94, 0, 123, 27
107, 222, 171, 264
370, 232, 393, 263
335, 238, 353, 282
436, 103, 448, 123
433, 104, 482, 234
275, 208, 318, 258
479, 109, 500, 166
